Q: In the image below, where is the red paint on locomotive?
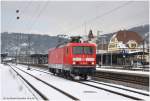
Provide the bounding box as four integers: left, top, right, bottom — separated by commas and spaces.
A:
48, 42, 96, 79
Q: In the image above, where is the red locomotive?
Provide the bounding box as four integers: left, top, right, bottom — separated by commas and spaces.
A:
48, 40, 96, 80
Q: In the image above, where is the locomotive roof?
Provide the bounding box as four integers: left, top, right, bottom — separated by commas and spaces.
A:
66, 42, 96, 46
48, 42, 96, 52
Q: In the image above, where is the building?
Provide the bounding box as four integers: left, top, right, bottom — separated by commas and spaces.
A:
108, 30, 143, 53
96, 30, 149, 66
18, 54, 48, 64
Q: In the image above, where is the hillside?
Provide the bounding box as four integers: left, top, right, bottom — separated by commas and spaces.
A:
1, 24, 149, 56
1, 32, 68, 56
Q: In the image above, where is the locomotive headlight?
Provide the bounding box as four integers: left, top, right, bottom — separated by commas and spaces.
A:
73, 62, 76, 64
92, 62, 94, 65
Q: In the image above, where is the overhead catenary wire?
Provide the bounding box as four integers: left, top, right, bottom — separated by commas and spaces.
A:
64, 1, 133, 35
24, 1, 49, 68
27, 1, 49, 34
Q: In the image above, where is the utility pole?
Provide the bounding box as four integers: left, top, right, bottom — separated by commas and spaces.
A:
27, 34, 31, 70
97, 30, 103, 66
101, 38, 103, 66
111, 51, 112, 66
142, 39, 145, 67
101, 35, 106, 66
84, 22, 87, 35
15, 10, 19, 65
97, 30, 102, 42
16, 34, 19, 65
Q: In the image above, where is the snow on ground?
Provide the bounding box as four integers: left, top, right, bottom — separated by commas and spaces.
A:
96, 68, 149, 77
84, 81, 149, 101
0, 64, 36, 100
12, 64, 137, 101
11, 65, 73, 101
90, 80, 149, 95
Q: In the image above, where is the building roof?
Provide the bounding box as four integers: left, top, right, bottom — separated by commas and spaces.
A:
115, 30, 143, 44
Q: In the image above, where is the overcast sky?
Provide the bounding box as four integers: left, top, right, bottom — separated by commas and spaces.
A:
1, 0, 149, 36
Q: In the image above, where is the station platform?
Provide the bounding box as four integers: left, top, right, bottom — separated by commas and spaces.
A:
96, 67, 149, 77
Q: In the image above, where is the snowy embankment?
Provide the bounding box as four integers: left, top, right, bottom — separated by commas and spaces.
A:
0, 64, 37, 100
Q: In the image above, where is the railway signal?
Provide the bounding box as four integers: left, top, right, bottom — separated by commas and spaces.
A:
16, 9, 19, 13
16, 9, 20, 20
16, 16, 20, 20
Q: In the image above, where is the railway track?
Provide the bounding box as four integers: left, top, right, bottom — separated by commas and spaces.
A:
22, 63, 149, 87
8, 64, 80, 101
77, 81, 145, 101
88, 80, 149, 96
94, 71, 149, 86
17, 65, 150, 97
9, 65, 48, 100
11, 64, 149, 101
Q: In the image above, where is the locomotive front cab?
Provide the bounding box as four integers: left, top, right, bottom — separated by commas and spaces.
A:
70, 43, 96, 79
72, 46, 96, 66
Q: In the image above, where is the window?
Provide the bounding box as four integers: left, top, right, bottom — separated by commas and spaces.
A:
84, 47, 93, 54
131, 44, 136, 48
109, 44, 115, 48
73, 46, 94, 54
73, 46, 83, 54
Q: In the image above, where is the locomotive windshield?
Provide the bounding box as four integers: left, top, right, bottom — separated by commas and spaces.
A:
73, 46, 94, 54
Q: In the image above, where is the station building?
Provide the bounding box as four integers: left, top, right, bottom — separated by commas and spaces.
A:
18, 54, 48, 64
95, 30, 149, 66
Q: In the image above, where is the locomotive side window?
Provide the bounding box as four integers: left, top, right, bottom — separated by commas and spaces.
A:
73, 46, 94, 54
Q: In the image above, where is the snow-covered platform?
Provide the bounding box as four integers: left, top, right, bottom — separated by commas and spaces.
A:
96, 67, 149, 77
0, 64, 38, 100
